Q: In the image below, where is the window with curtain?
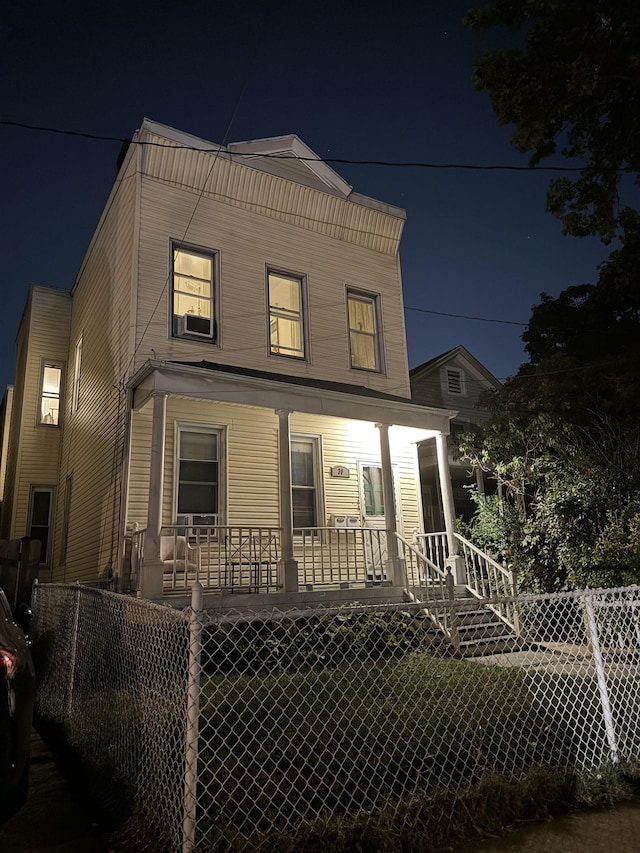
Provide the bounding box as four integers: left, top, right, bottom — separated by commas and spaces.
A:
268, 271, 305, 359
39, 364, 62, 425
172, 246, 216, 340
347, 290, 381, 371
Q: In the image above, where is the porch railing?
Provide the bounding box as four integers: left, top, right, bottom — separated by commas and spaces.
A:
453, 532, 518, 629
396, 533, 449, 602
295, 527, 388, 588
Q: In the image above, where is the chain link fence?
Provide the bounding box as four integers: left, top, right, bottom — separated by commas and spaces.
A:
31, 582, 640, 852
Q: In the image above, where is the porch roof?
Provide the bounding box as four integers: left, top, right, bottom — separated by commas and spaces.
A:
130, 359, 456, 433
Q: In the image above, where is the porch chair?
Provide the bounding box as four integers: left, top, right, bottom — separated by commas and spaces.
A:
160, 535, 201, 584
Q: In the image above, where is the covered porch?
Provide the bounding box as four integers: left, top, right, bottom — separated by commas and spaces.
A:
124, 360, 463, 605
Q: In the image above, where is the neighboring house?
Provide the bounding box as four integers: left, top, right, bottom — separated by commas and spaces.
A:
2, 119, 463, 606
410, 346, 502, 531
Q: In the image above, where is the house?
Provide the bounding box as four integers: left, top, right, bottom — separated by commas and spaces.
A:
410, 346, 502, 532
1, 120, 472, 608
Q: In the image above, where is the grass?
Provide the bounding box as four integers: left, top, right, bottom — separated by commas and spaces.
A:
195, 651, 589, 849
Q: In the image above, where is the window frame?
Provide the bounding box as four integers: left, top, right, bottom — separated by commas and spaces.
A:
346, 287, 384, 373
267, 268, 308, 361
38, 361, 63, 427
173, 423, 226, 533
171, 243, 219, 344
27, 486, 55, 566
291, 434, 323, 534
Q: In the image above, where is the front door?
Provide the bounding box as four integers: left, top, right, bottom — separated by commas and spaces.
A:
358, 464, 401, 581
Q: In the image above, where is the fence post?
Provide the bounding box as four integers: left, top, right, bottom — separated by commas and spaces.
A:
584, 591, 619, 764
446, 569, 459, 651
65, 583, 82, 720
183, 582, 203, 853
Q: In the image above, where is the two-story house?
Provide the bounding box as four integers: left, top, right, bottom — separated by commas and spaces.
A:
1, 120, 464, 606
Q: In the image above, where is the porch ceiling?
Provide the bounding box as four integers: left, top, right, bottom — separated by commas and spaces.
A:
130, 359, 455, 434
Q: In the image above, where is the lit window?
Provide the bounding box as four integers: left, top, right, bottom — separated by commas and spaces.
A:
347, 290, 382, 372
172, 246, 216, 340
176, 428, 223, 531
268, 271, 305, 359
291, 436, 319, 531
446, 368, 465, 396
40, 364, 62, 425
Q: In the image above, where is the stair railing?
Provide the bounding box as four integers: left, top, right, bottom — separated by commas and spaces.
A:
453, 532, 518, 631
395, 532, 459, 646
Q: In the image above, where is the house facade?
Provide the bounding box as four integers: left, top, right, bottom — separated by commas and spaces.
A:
1, 120, 462, 605
410, 346, 502, 531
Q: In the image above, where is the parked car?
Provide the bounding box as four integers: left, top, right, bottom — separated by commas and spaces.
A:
0, 589, 35, 822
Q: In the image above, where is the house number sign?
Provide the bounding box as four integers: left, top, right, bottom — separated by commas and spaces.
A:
330, 466, 350, 478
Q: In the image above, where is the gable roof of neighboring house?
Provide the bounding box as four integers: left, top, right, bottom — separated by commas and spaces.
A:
410, 345, 501, 390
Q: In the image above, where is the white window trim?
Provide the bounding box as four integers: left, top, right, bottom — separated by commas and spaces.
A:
346, 287, 384, 373
171, 243, 219, 344
173, 423, 226, 531
291, 433, 324, 534
267, 267, 308, 361
38, 361, 63, 427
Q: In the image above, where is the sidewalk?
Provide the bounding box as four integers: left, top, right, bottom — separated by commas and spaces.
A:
0, 729, 115, 853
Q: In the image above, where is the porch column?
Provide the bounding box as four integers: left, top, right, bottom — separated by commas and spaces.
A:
141, 392, 168, 599
275, 409, 298, 592
375, 423, 403, 586
435, 431, 466, 585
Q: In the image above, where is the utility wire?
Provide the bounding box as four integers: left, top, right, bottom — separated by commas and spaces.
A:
1, 119, 630, 174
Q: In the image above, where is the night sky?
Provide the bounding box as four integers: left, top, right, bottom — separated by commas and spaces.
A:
1, 0, 609, 394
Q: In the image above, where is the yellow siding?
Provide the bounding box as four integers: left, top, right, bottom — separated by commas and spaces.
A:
141, 134, 404, 255
127, 400, 421, 538
133, 178, 411, 397
2, 289, 72, 561
53, 163, 137, 582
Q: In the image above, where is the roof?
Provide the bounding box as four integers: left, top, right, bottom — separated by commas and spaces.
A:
170, 360, 417, 404
410, 345, 502, 389
135, 119, 406, 220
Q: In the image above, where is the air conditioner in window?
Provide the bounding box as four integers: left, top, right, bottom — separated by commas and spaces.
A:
331, 514, 360, 528
173, 314, 213, 339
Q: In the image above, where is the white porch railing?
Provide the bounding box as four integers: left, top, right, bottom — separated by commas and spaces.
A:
129, 525, 391, 592
295, 527, 388, 588
131, 526, 283, 593
453, 532, 518, 630
395, 532, 450, 602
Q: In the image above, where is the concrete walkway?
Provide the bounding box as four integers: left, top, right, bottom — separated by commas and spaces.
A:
0, 730, 116, 852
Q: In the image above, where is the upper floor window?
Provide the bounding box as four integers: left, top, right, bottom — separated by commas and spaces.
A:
39, 363, 62, 425
268, 270, 305, 359
172, 246, 217, 342
347, 289, 382, 372
445, 368, 466, 396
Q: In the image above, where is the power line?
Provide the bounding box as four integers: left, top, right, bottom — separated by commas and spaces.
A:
1, 119, 630, 174
404, 305, 527, 327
